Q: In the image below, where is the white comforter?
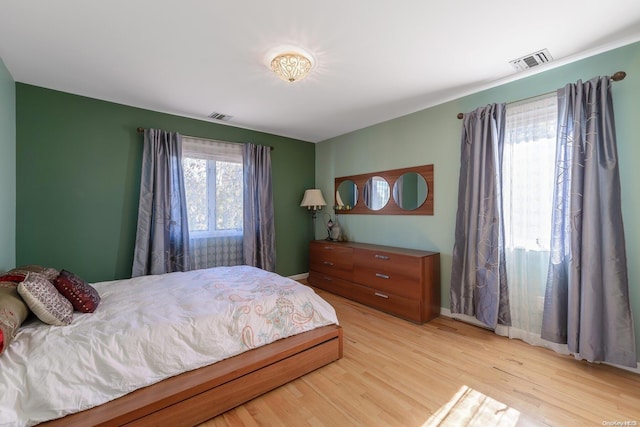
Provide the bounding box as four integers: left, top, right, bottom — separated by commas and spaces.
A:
0, 266, 339, 427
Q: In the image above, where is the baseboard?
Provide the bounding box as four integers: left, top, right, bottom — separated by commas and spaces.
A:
288, 272, 309, 281
439, 307, 640, 374
439, 307, 494, 330
606, 360, 640, 374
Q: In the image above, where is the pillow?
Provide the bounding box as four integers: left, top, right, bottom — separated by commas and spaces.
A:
0, 287, 30, 355
0, 265, 59, 284
17, 272, 73, 326
54, 270, 101, 313
0, 280, 17, 289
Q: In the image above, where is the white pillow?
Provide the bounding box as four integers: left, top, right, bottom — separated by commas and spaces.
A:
18, 272, 73, 326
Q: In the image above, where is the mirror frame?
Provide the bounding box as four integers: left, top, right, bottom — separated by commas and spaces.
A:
334, 164, 434, 215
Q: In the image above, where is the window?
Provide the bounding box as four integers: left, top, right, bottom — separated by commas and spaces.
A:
182, 137, 243, 237
503, 94, 557, 251
370, 176, 390, 210
364, 176, 390, 210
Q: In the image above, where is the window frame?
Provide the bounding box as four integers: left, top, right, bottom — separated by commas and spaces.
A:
182, 137, 244, 239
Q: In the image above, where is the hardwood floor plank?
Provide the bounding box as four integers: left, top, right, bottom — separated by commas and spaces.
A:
200, 287, 640, 426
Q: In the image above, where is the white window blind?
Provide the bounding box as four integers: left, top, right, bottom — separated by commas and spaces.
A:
182, 136, 242, 162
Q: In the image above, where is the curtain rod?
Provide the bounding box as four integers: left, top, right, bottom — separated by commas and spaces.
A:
136, 127, 274, 151
456, 70, 627, 119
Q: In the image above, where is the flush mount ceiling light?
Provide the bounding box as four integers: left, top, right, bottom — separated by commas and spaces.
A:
270, 50, 314, 83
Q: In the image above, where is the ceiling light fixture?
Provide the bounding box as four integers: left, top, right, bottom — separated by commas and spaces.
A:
270, 51, 313, 83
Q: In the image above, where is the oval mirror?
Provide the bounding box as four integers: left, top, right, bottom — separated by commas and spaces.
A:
392, 172, 428, 211
363, 176, 390, 211
336, 180, 358, 210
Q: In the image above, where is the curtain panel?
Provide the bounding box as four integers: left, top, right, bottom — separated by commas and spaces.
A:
541, 76, 637, 367
501, 94, 557, 341
132, 129, 191, 277
450, 104, 511, 328
242, 143, 276, 271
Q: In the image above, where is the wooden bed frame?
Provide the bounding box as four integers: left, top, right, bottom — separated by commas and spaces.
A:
41, 324, 342, 427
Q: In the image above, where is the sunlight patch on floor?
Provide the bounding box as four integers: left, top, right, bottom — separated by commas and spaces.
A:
423, 385, 520, 427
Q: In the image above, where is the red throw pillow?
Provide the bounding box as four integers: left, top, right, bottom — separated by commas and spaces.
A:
0, 265, 59, 284
54, 270, 101, 313
0, 274, 27, 283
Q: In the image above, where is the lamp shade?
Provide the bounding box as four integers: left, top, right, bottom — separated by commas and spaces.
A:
300, 189, 327, 209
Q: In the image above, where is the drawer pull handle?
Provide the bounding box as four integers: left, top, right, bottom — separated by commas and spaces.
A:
374, 254, 390, 260
322, 276, 333, 281
324, 246, 334, 250
375, 273, 390, 279
323, 261, 334, 266
374, 292, 389, 299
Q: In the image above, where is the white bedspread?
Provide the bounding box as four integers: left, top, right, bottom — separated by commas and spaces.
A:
0, 266, 339, 427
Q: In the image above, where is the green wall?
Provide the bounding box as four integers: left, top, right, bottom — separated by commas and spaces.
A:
316, 41, 640, 361
16, 85, 316, 282
0, 57, 16, 273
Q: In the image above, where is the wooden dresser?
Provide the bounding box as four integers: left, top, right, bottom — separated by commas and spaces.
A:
307, 240, 440, 323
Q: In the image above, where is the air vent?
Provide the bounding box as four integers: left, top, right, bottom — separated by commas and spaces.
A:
509, 49, 553, 71
208, 112, 233, 121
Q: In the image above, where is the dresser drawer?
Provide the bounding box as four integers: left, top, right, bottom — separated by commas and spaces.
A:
308, 271, 356, 298
310, 242, 353, 280
352, 267, 421, 299
349, 282, 422, 323
353, 248, 422, 280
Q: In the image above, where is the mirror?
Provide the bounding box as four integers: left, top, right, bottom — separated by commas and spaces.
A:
363, 176, 390, 211
336, 180, 358, 210
393, 172, 428, 210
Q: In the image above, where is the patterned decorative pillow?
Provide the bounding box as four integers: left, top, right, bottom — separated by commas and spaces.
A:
0, 287, 30, 355
54, 270, 101, 313
0, 265, 59, 284
17, 272, 73, 326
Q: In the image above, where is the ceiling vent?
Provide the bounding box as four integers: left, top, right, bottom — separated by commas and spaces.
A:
509, 49, 553, 71
208, 112, 233, 121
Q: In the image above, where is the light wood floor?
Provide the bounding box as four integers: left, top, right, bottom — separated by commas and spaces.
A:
201, 286, 640, 426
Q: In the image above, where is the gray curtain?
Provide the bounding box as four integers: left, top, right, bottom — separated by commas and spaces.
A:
242, 143, 276, 271
450, 104, 511, 328
132, 129, 191, 277
541, 76, 637, 367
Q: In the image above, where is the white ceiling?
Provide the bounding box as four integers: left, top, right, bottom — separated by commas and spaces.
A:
1, 1, 639, 143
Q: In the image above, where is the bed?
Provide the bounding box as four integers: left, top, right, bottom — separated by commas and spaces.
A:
0, 265, 343, 427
